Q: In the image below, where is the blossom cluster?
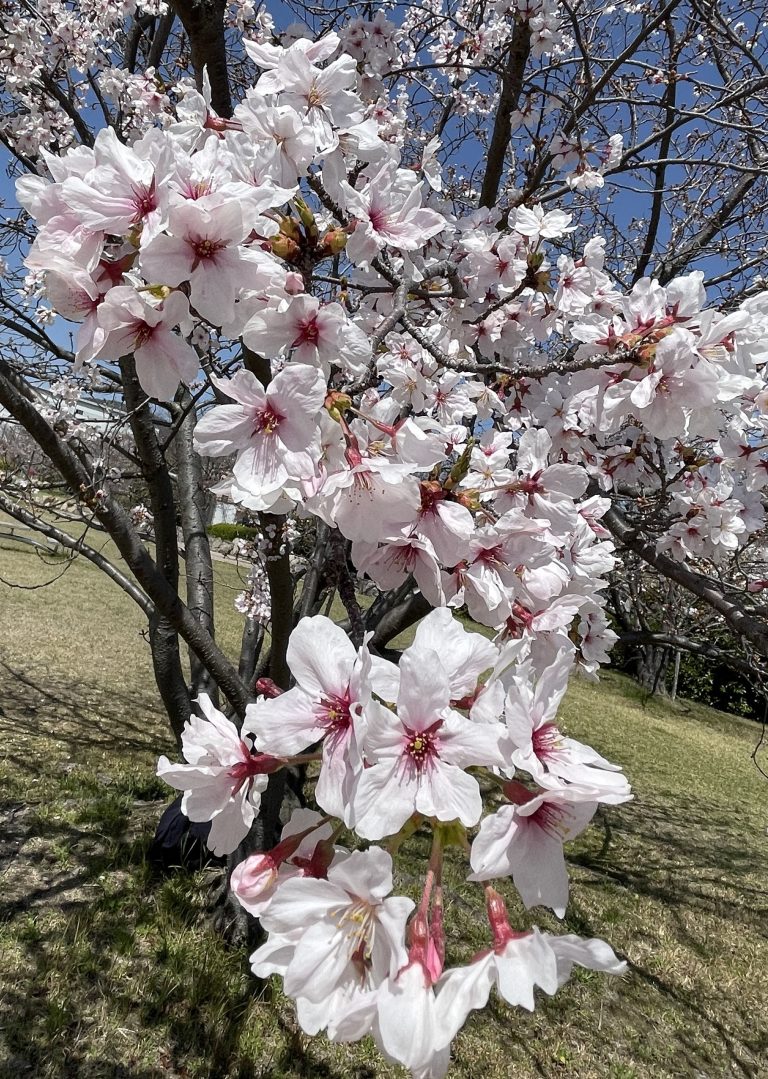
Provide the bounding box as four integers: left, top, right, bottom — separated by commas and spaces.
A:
159, 610, 629, 1075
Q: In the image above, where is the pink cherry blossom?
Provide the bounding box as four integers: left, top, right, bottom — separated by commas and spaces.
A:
252, 847, 413, 1004
157, 695, 281, 856
139, 200, 258, 325
246, 615, 397, 821
470, 783, 598, 916
231, 808, 333, 917
353, 648, 505, 840
193, 365, 325, 506
503, 654, 632, 801
85, 286, 198, 401
243, 294, 370, 375
344, 163, 446, 265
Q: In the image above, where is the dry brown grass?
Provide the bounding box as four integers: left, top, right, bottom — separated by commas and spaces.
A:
1, 535, 767, 1079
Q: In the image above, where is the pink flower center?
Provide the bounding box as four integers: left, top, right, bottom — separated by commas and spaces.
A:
133, 320, 156, 348
403, 721, 442, 772
475, 544, 507, 568
306, 82, 326, 109
228, 747, 282, 796
529, 800, 570, 838
181, 179, 214, 200
368, 205, 389, 232
190, 236, 228, 263
352, 469, 374, 493
130, 181, 157, 223
520, 471, 544, 495
531, 722, 561, 762
395, 544, 419, 571
319, 693, 352, 746
294, 316, 320, 346
254, 403, 283, 436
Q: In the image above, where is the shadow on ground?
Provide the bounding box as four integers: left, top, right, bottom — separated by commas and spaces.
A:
1, 659, 767, 1078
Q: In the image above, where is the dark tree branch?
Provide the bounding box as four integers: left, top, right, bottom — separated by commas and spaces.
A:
169, 0, 233, 118
124, 12, 155, 74
656, 171, 759, 283
298, 521, 330, 618
0, 356, 248, 719
369, 591, 432, 654
173, 386, 218, 702
480, 20, 532, 208
120, 358, 191, 740
603, 500, 768, 659
618, 630, 761, 680
261, 515, 293, 690
148, 10, 176, 70
0, 493, 154, 616
238, 617, 265, 688
38, 73, 95, 147
633, 20, 678, 282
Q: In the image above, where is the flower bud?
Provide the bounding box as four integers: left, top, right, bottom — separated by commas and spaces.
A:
284, 272, 305, 295
293, 196, 319, 241
270, 233, 301, 262
278, 215, 302, 242
231, 851, 280, 906
254, 676, 284, 698
319, 228, 348, 255
325, 391, 352, 421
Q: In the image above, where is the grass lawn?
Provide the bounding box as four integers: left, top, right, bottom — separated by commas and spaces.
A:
1, 534, 767, 1078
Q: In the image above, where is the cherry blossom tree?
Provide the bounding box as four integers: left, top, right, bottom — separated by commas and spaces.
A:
1, 1, 768, 1073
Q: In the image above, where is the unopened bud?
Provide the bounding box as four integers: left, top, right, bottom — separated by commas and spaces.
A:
293, 196, 318, 240
278, 215, 302, 242
270, 233, 301, 262
284, 272, 305, 295
254, 676, 284, 698
231, 851, 280, 906
320, 228, 348, 255
325, 391, 352, 422
455, 489, 481, 512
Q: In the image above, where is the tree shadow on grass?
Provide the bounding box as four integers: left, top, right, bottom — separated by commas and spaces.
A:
559, 797, 768, 1078
2, 653, 766, 1078
0, 805, 383, 1079
0, 655, 169, 788
569, 795, 768, 933
2, 797, 766, 1079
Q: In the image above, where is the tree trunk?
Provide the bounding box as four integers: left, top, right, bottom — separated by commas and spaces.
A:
670, 649, 681, 701
175, 388, 218, 703
637, 645, 669, 696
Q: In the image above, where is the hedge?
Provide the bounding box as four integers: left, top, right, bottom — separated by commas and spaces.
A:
207, 522, 260, 542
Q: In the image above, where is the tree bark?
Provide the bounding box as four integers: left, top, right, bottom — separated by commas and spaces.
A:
479, 20, 532, 209
0, 356, 249, 719
603, 500, 768, 660
174, 387, 218, 703
169, 0, 233, 118
120, 358, 191, 742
